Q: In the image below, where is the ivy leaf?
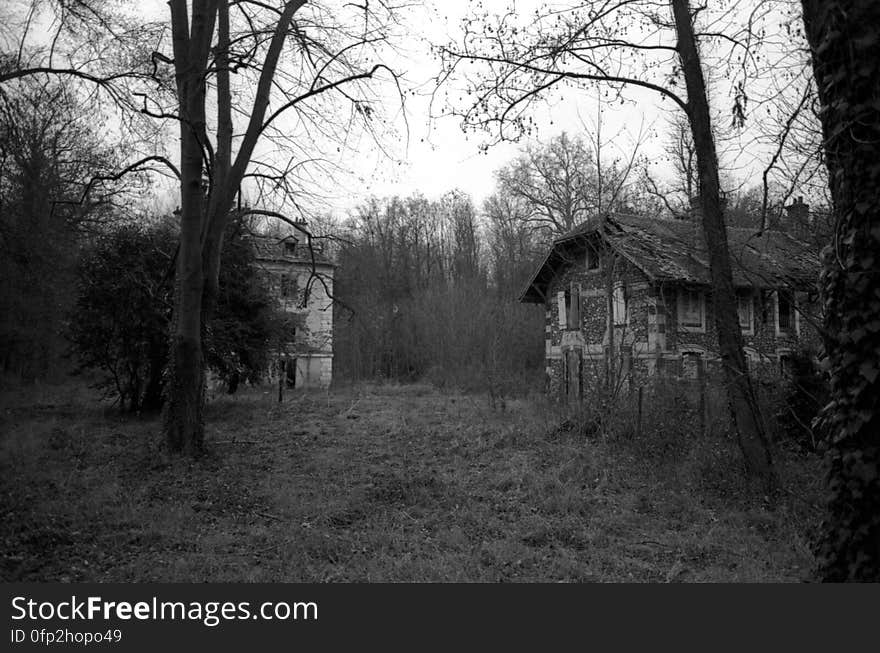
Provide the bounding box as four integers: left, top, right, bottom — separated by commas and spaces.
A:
859, 360, 879, 384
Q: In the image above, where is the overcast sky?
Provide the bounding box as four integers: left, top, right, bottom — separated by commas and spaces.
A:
126, 0, 791, 220
9, 0, 800, 219
339, 0, 670, 214
306, 0, 787, 219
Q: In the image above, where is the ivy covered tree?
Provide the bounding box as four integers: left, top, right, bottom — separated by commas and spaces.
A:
800, 0, 880, 581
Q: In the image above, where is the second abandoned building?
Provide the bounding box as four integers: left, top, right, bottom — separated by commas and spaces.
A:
520, 202, 821, 401
250, 225, 335, 388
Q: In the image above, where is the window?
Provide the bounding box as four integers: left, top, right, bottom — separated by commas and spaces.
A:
779, 351, 793, 376
613, 284, 627, 326
557, 290, 567, 328
280, 274, 298, 299
586, 247, 600, 271
681, 351, 703, 380
776, 291, 794, 335
737, 293, 754, 335
678, 289, 705, 332
284, 240, 298, 256
566, 282, 581, 329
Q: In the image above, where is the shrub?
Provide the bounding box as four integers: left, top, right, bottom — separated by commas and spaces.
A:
69, 218, 285, 410
69, 222, 173, 412
773, 348, 829, 451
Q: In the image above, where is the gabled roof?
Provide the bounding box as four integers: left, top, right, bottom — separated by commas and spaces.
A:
520, 213, 820, 303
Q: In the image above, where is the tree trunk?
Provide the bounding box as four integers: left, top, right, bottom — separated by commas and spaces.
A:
801, 0, 880, 581
161, 0, 302, 454
164, 123, 207, 454
163, 0, 216, 455
671, 0, 775, 487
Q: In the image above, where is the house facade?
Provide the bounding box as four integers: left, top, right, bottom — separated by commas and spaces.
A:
251, 227, 335, 388
520, 211, 821, 401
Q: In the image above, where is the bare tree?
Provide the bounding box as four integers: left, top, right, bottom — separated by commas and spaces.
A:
495, 132, 595, 235
644, 114, 697, 217
495, 126, 642, 239
153, 1, 401, 453
0, 78, 130, 378
2, 1, 403, 453
483, 191, 540, 296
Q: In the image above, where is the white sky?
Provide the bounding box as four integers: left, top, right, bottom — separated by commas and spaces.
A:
7, 0, 805, 219
303, 0, 790, 217
336, 0, 671, 213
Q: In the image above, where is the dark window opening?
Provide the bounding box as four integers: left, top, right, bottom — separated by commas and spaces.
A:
778, 292, 793, 331
280, 274, 299, 300
562, 356, 569, 397
682, 351, 704, 380
284, 240, 298, 256
737, 293, 753, 331
779, 353, 792, 376
565, 282, 581, 329
586, 247, 599, 271
679, 289, 704, 329
285, 358, 297, 388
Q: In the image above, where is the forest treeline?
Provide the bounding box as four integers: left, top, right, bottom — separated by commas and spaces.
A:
332, 191, 545, 393
1, 79, 819, 398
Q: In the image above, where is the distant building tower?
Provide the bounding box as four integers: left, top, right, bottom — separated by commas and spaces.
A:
250, 226, 335, 388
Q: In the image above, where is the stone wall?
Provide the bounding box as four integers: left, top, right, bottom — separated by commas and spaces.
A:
541, 247, 822, 401
260, 259, 335, 388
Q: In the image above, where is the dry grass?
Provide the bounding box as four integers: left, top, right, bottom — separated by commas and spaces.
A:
0, 378, 823, 582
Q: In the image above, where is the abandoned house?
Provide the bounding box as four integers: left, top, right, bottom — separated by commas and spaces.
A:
250, 225, 335, 388
520, 201, 822, 401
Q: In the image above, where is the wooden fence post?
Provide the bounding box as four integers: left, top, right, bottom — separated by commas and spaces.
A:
636, 385, 643, 438
278, 356, 285, 404
697, 358, 707, 436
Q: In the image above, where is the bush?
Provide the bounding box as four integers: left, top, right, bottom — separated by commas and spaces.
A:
773, 348, 829, 451
69, 222, 173, 412
69, 218, 285, 410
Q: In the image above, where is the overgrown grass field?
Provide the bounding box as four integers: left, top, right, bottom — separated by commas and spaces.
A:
1, 379, 823, 582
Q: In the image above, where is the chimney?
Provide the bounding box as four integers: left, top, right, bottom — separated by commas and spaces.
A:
783, 196, 810, 240
785, 196, 809, 223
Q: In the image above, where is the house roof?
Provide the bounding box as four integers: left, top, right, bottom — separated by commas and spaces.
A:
247, 229, 335, 267
520, 213, 820, 303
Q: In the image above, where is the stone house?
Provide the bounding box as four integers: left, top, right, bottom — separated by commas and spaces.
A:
250, 226, 335, 388
520, 207, 821, 401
